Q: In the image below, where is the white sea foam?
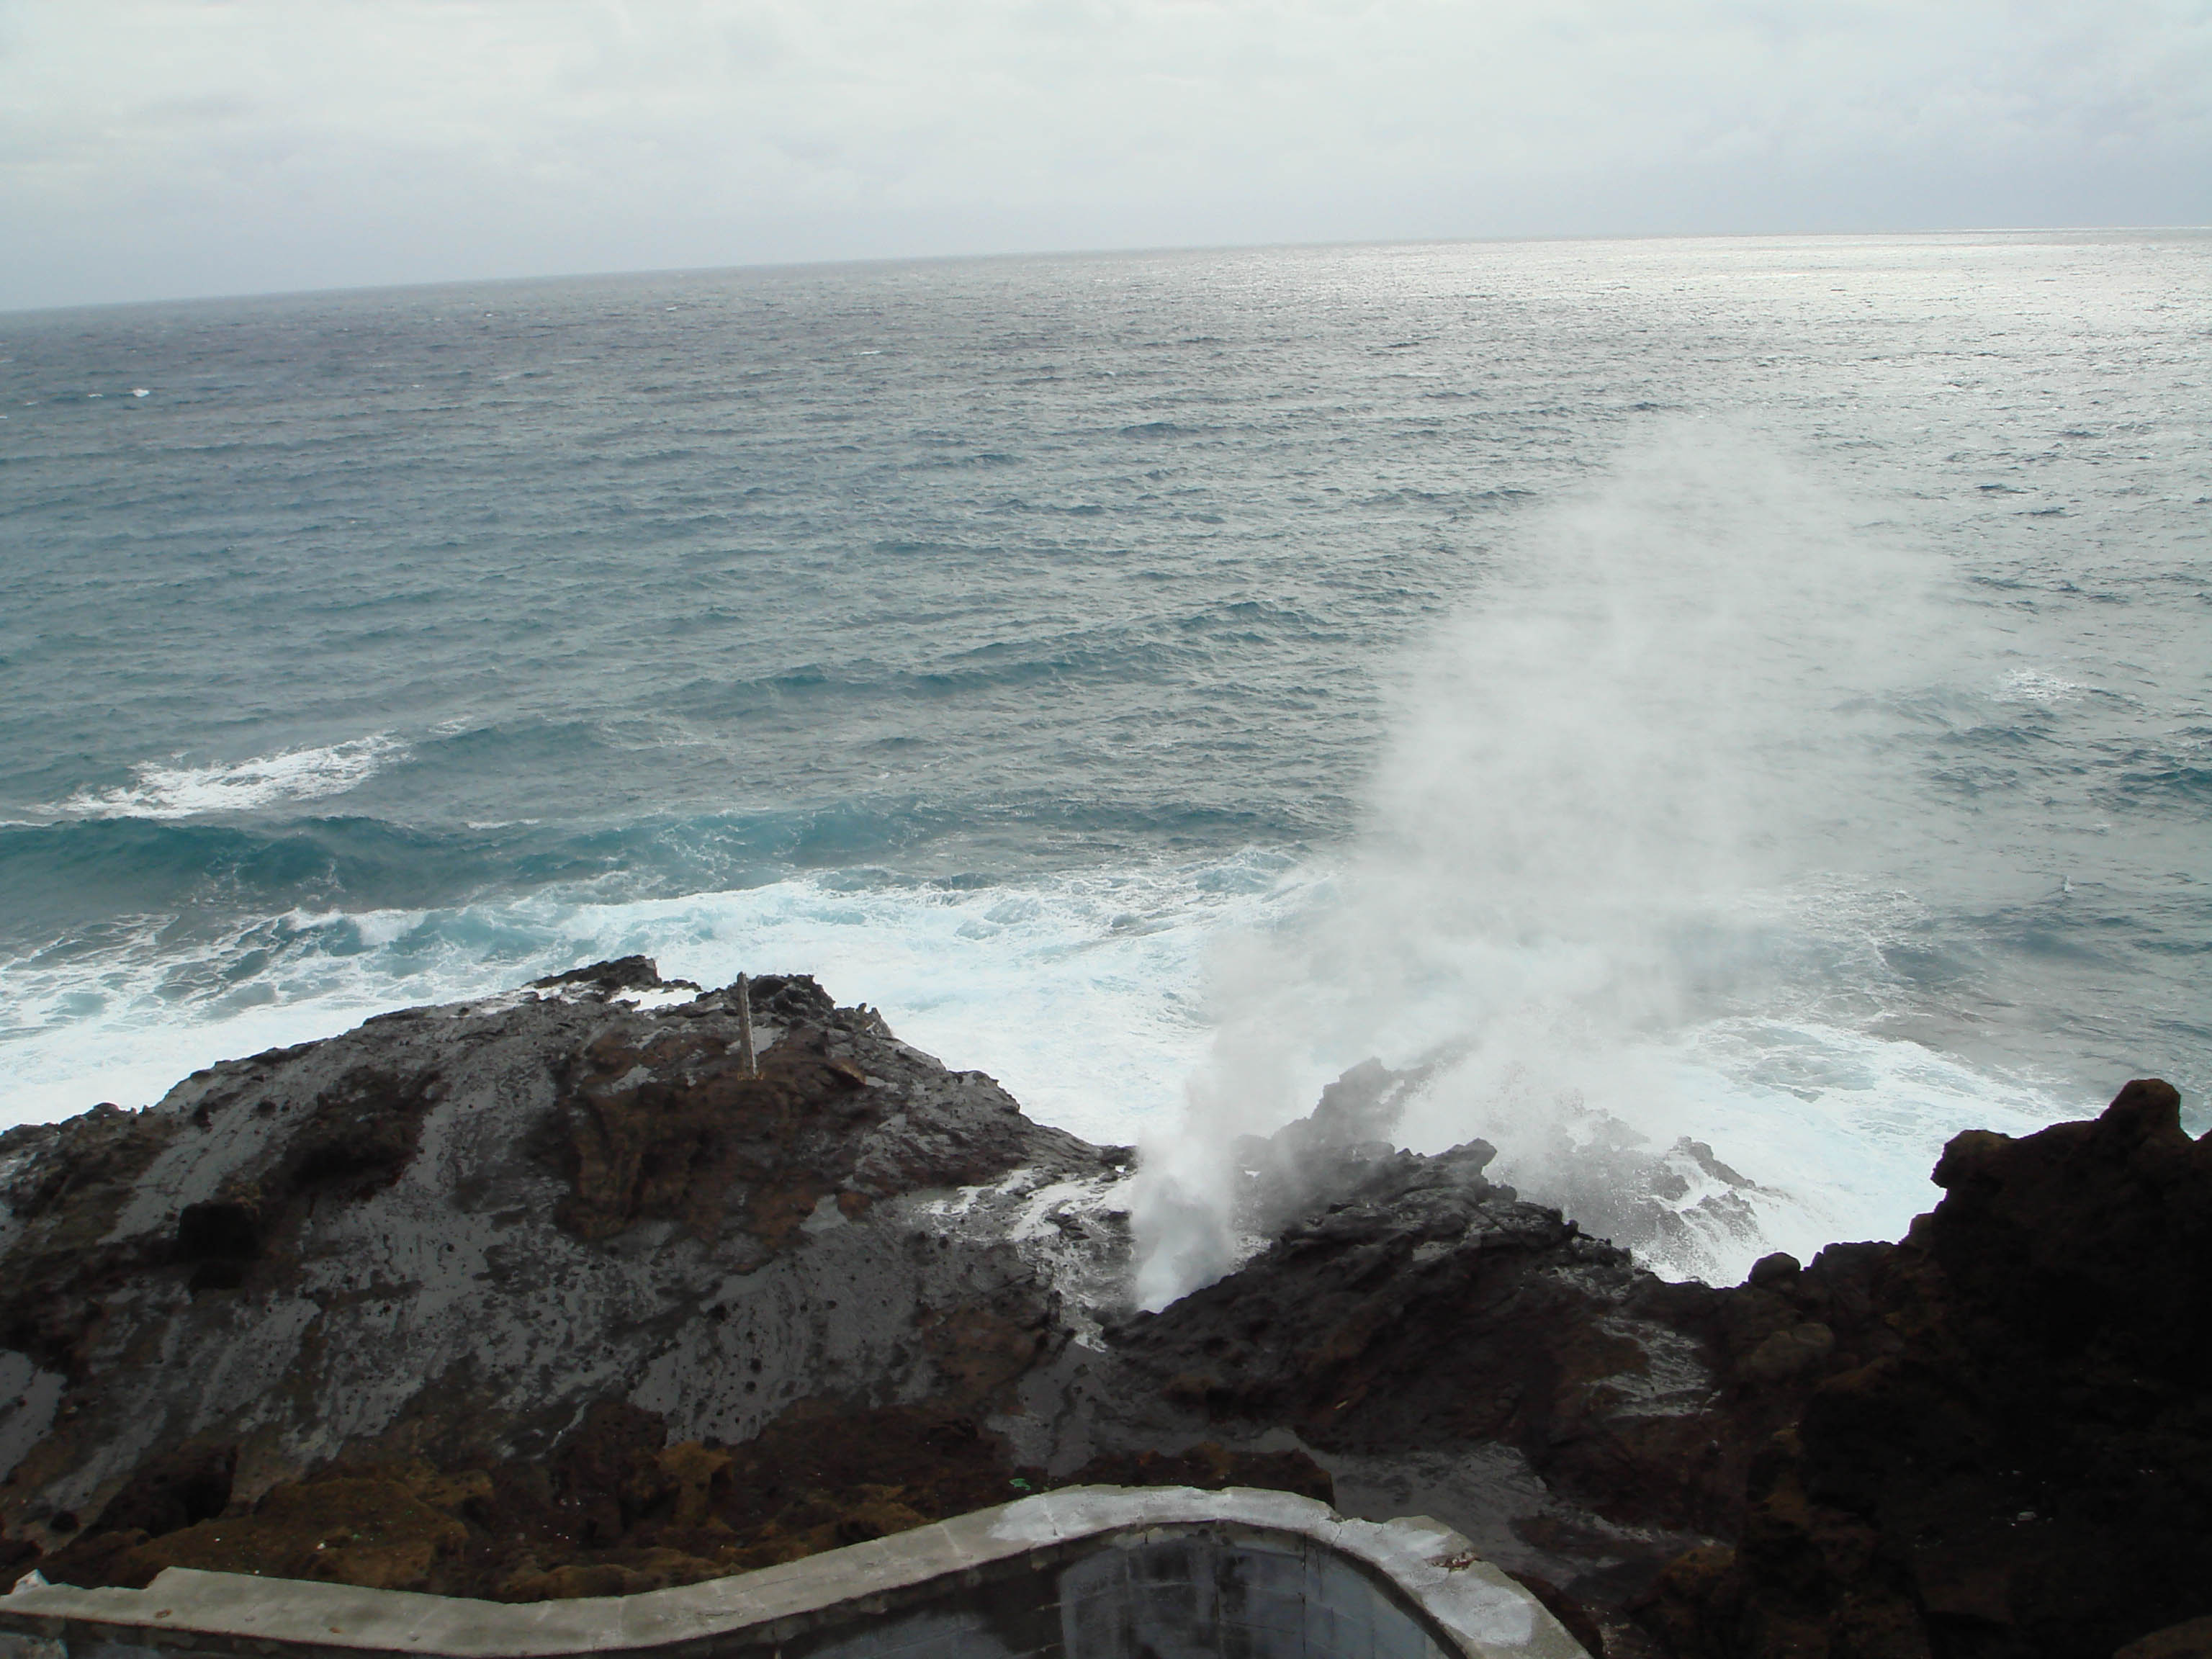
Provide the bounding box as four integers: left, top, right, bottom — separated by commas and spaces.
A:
1131, 872, 2082, 1302
1389, 1006, 2069, 1282
1993, 669, 2087, 706
0, 855, 1292, 1141
0, 843, 2089, 1295
58, 735, 407, 819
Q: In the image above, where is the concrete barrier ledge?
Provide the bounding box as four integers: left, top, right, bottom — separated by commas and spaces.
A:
0, 1485, 1588, 1659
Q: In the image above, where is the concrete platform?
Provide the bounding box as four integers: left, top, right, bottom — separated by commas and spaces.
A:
0, 1486, 1589, 1659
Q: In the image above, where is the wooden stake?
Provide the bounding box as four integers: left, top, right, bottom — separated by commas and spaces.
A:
734, 973, 757, 1078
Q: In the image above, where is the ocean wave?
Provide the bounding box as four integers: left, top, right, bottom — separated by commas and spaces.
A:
2100, 760, 2212, 811
0, 853, 1300, 1140
56, 735, 407, 819
0, 816, 531, 948
0, 832, 2139, 1291
0, 794, 1324, 966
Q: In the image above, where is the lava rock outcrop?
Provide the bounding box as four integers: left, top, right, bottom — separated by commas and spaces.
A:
0, 966, 1112, 1596
0, 966, 2203, 1659
1641, 1079, 2212, 1659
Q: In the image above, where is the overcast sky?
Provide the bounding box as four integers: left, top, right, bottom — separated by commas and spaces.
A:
3, 0, 2208, 310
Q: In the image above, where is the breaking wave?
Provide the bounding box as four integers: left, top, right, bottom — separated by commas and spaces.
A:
0, 853, 1295, 1141
57, 736, 408, 819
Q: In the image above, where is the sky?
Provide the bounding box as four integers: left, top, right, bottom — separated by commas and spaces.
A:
2, 0, 2208, 311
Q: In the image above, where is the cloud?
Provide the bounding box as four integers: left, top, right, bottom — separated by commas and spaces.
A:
1, 0, 2206, 307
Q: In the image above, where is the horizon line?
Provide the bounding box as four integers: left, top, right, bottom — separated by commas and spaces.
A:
6, 220, 2207, 322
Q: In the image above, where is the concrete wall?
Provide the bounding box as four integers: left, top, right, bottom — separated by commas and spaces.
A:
0, 1488, 1588, 1659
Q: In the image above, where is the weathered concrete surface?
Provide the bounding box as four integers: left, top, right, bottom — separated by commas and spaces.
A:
0, 1486, 1588, 1659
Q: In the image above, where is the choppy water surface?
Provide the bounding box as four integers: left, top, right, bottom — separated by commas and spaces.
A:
4, 232, 2207, 1280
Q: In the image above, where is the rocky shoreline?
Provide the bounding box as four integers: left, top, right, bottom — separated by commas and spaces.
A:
0, 962, 2203, 1659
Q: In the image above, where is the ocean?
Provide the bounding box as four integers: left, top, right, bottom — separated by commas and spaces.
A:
4, 230, 2207, 1286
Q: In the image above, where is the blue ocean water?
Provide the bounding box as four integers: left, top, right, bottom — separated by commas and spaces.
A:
4, 232, 2207, 1277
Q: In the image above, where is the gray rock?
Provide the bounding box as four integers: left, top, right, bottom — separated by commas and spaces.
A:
0, 965, 1110, 1549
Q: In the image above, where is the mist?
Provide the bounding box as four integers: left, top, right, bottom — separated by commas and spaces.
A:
1130, 428, 2057, 1308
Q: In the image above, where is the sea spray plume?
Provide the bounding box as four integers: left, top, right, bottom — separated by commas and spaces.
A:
1133, 430, 1942, 1306
1129, 994, 1293, 1311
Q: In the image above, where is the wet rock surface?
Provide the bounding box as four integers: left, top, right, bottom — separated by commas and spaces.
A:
0, 968, 2203, 1659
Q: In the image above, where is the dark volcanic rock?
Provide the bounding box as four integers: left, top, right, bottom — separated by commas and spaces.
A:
554, 1021, 872, 1246
2117, 1621, 2212, 1659
0, 961, 1117, 1593
1096, 1136, 1747, 1640
529, 956, 678, 994
1088, 1077, 2212, 1659
2, 971, 2203, 1659
0, 1102, 185, 1380
1640, 1079, 2212, 1659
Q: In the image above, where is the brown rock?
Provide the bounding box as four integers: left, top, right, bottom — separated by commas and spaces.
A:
1652, 1079, 2212, 1659
2117, 1619, 2212, 1659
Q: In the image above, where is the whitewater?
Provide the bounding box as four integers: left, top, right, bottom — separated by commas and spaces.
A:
2, 230, 2206, 1289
